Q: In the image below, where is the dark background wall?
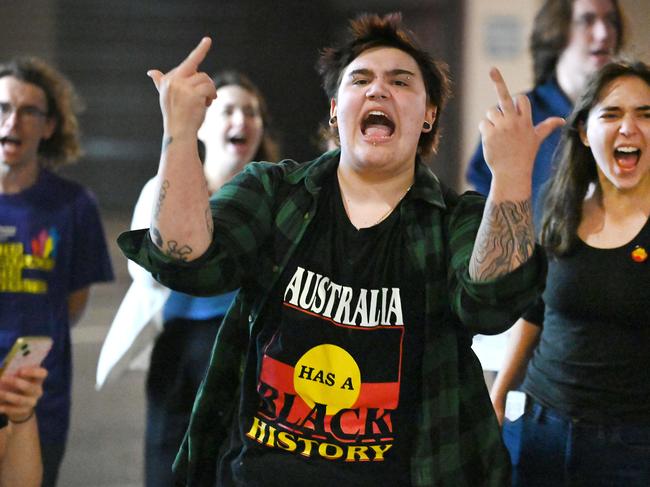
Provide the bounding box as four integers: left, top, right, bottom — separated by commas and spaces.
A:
2, 0, 463, 212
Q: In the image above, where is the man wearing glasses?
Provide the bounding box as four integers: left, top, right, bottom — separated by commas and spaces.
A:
0, 58, 113, 486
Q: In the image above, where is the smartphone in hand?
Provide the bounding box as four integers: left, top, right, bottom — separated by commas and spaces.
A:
0, 336, 53, 378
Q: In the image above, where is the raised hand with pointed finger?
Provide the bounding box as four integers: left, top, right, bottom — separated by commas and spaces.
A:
143, 38, 220, 262
147, 37, 218, 141
479, 68, 565, 200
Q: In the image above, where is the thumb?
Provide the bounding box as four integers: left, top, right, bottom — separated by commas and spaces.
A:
147, 69, 163, 90
535, 116, 565, 143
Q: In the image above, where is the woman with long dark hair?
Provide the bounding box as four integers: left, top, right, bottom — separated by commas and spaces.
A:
492, 60, 650, 486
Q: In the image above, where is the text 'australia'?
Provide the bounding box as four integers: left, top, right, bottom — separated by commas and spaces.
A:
283, 267, 404, 327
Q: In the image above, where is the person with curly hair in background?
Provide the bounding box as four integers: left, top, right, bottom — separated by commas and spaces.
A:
0, 58, 114, 486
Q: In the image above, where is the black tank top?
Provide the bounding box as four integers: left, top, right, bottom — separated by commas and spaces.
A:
523, 217, 650, 422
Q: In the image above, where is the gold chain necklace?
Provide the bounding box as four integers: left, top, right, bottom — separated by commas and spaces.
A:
342, 184, 413, 227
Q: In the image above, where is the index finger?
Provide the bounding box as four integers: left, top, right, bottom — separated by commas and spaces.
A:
177, 37, 212, 76
489, 67, 515, 113
18, 366, 48, 378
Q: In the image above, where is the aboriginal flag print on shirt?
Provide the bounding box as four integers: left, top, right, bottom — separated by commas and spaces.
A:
223, 177, 426, 487
257, 268, 405, 444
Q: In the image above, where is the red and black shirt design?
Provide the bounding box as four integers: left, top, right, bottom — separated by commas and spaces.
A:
223, 178, 425, 486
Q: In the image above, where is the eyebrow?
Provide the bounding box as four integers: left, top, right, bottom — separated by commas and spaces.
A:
223, 102, 257, 109
348, 68, 417, 78
599, 105, 650, 112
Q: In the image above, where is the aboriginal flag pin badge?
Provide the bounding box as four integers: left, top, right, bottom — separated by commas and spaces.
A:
631, 245, 647, 263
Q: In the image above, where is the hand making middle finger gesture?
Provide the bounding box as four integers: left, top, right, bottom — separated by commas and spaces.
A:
147, 37, 218, 139
479, 68, 565, 190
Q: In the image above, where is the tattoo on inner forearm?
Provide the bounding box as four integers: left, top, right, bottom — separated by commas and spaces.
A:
166, 240, 193, 261
154, 180, 170, 220
205, 207, 213, 235
469, 199, 534, 281
151, 227, 163, 248
151, 225, 193, 262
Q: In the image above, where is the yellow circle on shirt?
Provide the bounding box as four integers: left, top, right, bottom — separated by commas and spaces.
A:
293, 344, 361, 415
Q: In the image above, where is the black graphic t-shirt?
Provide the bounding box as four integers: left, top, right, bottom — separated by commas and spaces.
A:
219, 176, 425, 486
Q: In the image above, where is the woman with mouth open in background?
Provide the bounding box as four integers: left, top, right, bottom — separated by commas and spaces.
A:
491, 60, 650, 486
104, 71, 279, 487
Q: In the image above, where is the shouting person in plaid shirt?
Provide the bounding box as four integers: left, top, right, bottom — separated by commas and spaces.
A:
119, 13, 562, 487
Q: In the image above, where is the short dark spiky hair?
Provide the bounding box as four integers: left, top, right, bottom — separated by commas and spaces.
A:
317, 13, 450, 155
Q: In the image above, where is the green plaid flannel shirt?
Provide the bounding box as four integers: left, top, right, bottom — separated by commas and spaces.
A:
118, 149, 545, 486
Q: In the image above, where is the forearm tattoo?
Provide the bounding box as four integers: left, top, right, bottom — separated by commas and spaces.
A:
151, 227, 163, 248
153, 179, 170, 220
469, 199, 534, 281
165, 240, 193, 261
205, 207, 214, 235
151, 224, 194, 262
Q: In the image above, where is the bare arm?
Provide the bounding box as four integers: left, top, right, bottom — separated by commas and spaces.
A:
68, 287, 90, 326
127, 178, 170, 290
0, 417, 42, 487
489, 318, 541, 425
469, 68, 564, 281
0, 366, 47, 487
146, 38, 217, 262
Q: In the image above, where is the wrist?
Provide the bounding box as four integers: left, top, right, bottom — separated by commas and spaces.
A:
489, 175, 532, 202
162, 123, 199, 142
10, 409, 35, 425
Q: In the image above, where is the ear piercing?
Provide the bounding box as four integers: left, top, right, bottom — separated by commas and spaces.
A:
423, 121, 431, 130
329, 116, 337, 126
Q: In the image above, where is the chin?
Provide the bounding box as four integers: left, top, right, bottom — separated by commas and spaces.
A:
609, 173, 646, 191
356, 145, 394, 165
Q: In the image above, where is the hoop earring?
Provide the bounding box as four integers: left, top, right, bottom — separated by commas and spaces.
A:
423, 121, 432, 130
329, 116, 337, 126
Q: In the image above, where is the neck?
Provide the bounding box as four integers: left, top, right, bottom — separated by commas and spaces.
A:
203, 152, 247, 193
555, 64, 586, 103
337, 159, 414, 199
0, 161, 40, 195
580, 178, 650, 248
590, 175, 650, 221
337, 160, 415, 229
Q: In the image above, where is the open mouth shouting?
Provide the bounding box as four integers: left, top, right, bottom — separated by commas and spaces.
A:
589, 48, 611, 64
226, 133, 250, 154
614, 146, 641, 173
0, 135, 22, 155
0, 135, 20, 146
361, 110, 395, 144
228, 134, 247, 145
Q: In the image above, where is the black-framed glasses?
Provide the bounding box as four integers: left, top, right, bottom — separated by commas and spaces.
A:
0, 102, 48, 123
